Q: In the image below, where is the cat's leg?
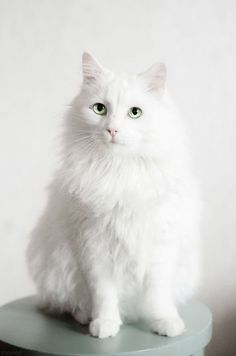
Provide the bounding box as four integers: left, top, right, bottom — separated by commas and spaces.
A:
73, 280, 92, 325
80, 260, 121, 339
77, 223, 122, 338
89, 275, 122, 338
143, 247, 185, 337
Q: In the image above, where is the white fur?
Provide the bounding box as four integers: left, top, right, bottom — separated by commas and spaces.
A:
27, 53, 201, 338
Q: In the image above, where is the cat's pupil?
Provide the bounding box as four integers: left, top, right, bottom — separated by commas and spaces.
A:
97, 103, 104, 112
132, 107, 138, 115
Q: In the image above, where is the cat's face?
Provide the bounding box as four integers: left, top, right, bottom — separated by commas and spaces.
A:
73, 53, 172, 156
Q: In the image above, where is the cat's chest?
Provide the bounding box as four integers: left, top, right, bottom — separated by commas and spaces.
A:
76, 157, 169, 213
74, 192, 158, 267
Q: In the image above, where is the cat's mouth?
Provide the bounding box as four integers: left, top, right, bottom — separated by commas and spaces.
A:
103, 131, 125, 146
105, 134, 119, 145
109, 137, 124, 145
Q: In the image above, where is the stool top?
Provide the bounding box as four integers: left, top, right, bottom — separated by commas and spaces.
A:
0, 296, 212, 356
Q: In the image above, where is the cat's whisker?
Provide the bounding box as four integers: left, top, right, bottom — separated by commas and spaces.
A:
77, 142, 96, 154
72, 137, 93, 145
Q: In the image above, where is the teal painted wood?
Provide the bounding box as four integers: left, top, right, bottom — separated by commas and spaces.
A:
191, 351, 204, 356
0, 296, 212, 356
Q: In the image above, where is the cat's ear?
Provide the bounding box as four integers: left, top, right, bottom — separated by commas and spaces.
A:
139, 62, 167, 93
82, 52, 104, 84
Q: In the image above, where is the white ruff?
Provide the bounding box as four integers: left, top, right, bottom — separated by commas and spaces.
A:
27, 53, 201, 338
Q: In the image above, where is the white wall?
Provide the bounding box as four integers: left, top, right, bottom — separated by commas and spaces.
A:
0, 1, 235, 355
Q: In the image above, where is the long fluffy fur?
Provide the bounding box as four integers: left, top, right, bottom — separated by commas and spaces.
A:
27, 53, 201, 338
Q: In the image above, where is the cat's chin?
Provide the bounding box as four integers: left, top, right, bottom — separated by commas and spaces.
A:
106, 142, 141, 157
109, 140, 124, 146
108, 141, 126, 151
104, 137, 126, 147
102, 139, 131, 154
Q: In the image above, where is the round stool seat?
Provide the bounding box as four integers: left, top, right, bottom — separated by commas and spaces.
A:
0, 296, 212, 356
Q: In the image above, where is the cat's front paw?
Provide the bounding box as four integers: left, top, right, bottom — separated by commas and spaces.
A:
89, 318, 121, 338
151, 316, 185, 337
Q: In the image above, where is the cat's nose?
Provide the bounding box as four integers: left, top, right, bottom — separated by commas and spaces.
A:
107, 128, 118, 137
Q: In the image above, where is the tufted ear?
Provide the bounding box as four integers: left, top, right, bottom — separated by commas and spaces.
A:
139, 62, 167, 92
82, 52, 105, 84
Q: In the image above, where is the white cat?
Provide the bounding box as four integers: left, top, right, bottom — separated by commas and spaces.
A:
27, 53, 201, 339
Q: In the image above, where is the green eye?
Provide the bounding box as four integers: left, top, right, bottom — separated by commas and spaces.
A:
128, 107, 142, 119
91, 103, 107, 116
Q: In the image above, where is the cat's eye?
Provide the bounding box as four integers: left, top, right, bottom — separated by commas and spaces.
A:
91, 103, 107, 116
128, 107, 142, 119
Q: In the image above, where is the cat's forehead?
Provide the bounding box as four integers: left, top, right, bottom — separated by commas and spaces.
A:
102, 72, 141, 104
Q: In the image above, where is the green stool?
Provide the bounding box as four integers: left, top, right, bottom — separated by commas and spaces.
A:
0, 296, 212, 356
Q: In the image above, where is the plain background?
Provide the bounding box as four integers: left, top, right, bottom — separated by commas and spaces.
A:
0, 1, 235, 355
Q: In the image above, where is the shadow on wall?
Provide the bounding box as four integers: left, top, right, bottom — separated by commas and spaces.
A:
206, 311, 236, 356
200, 185, 236, 356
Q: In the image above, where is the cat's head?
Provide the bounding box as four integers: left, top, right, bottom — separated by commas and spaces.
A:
70, 53, 181, 158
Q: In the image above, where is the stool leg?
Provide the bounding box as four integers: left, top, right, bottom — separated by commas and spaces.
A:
191, 350, 204, 356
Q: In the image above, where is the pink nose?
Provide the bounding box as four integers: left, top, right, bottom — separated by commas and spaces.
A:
107, 128, 118, 137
